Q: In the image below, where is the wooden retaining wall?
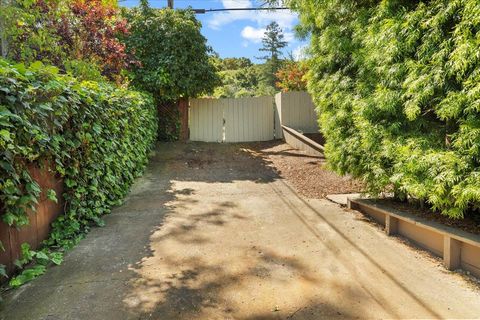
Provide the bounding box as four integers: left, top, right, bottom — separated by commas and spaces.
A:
348, 198, 480, 278
0, 163, 64, 275
282, 126, 324, 156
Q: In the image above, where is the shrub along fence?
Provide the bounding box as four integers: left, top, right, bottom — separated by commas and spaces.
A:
0, 59, 158, 282
294, 0, 480, 218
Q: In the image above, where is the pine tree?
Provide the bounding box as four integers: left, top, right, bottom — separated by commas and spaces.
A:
257, 21, 288, 88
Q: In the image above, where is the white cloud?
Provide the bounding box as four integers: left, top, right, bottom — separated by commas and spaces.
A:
220, 0, 252, 9
208, 0, 298, 32
240, 25, 294, 45
241, 26, 266, 43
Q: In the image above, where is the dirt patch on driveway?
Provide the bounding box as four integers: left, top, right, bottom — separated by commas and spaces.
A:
245, 141, 364, 198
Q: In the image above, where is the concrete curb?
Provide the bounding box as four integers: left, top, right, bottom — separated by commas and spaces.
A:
326, 193, 361, 206
348, 198, 480, 278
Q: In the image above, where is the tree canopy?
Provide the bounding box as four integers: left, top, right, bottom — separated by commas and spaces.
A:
276, 60, 308, 92
122, 3, 219, 100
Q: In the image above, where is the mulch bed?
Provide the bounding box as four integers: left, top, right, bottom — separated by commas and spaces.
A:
248, 141, 364, 198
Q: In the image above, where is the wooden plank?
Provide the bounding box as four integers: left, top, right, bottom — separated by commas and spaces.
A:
282, 125, 324, 155
208, 99, 213, 142
235, 98, 240, 141
224, 99, 233, 142
351, 198, 480, 248
250, 98, 255, 141
398, 220, 444, 257
385, 215, 398, 236
460, 242, 480, 277
348, 197, 480, 279
266, 96, 274, 140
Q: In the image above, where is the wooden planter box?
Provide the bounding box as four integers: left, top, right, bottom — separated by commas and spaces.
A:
348, 198, 480, 278
0, 163, 64, 276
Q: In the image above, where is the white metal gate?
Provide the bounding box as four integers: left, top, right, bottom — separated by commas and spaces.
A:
189, 96, 274, 142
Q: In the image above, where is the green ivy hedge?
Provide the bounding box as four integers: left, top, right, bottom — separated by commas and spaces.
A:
0, 59, 157, 284
292, 0, 480, 218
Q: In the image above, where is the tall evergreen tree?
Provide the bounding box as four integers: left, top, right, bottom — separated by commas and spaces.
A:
257, 21, 288, 88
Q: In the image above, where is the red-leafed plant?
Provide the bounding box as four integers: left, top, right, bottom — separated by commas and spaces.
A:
1, 0, 131, 81
275, 61, 308, 92
67, 0, 130, 80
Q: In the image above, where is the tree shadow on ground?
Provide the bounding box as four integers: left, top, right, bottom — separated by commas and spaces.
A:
118, 142, 382, 319
123, 248, 369, 320
118, 142, 446, 320
0, 141, 444, 320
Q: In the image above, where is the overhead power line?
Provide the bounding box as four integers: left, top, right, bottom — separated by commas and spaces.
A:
193, 7, 289, 14
118, 0, 289, 13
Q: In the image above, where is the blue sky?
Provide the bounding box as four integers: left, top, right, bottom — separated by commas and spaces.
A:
120, 0, 308, 63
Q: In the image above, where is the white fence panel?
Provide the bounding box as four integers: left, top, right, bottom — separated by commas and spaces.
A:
189, 98, 224, 142
224, 96, 274, 142
275, 91, 318, 133
191, 92, 319, 142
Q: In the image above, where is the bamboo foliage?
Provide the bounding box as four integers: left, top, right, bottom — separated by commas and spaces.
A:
291, 0, 480, 218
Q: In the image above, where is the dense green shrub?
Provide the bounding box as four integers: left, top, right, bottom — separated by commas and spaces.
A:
291, 0, 480, 218
122, 3, 219, 101
121, 2, 219, 140
0, 59, 157, 283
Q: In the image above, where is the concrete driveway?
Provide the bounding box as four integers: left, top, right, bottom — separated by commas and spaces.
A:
1, 142, 480, 319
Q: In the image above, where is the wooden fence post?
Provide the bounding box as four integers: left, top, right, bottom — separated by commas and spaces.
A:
443, 236, 461, 271
178, 98, 189, 141
0, 161, 64, 277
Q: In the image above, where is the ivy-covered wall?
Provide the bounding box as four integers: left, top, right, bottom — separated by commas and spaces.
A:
0, 59, 158, 284
292, 0, 480, 218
